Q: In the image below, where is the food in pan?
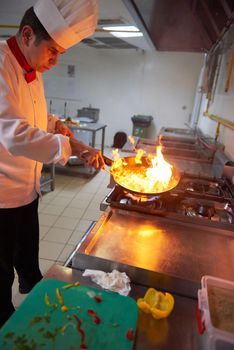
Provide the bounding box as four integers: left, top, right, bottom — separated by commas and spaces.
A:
110, 146, 180, 195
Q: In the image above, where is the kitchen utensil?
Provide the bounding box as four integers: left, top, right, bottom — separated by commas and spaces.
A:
103, 155, 113, 167
225, 49, 234, 93
109, 155, 181, 196
0, 279, 138, 350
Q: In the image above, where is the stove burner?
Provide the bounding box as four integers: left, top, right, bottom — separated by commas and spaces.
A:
103, 175, 234, 229
183, 180, 221, 197
183, 204, 215, 219
207, 183, 221, 196
119, 191, 163, 208
178, 198, 234, 223
197, 205, 215, 218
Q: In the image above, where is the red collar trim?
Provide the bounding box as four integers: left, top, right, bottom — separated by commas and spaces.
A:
7, 36, 36, 83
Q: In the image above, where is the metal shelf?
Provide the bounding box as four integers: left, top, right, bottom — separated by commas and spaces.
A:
40, 164, 55, 192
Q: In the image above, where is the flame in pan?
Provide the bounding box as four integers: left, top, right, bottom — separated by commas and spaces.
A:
110, 144, 177, 194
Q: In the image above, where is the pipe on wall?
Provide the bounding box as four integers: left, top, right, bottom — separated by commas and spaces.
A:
203, 111, 234, 131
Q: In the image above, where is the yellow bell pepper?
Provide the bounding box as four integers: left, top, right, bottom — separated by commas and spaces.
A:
137, 288, 175, 320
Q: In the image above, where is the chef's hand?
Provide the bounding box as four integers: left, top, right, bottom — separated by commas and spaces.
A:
55, 120, 74, 138
80, 146, 105, 170
70, 138, 105, 170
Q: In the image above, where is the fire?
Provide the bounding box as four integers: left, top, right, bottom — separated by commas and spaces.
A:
128, 135, 135, 146
135, 149, 146, 164
110, 144, 178, 194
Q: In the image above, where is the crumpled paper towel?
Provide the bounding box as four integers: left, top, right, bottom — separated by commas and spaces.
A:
82, 269, 131, 296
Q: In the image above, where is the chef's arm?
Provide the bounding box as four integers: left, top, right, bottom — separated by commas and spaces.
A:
47, 114, 74, 138
50, 117, 104, 169
51, 119, 104, 169
54, 119, 74, 138
70, 137, 105, 170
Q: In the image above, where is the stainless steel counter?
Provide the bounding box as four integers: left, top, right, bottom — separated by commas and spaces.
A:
44, 264, 200, 350
55, 122, 107, 177
69, 122, 107, 154
72, 208, 234, 299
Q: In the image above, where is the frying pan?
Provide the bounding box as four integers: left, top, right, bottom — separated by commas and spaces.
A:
103, 155, 181, 196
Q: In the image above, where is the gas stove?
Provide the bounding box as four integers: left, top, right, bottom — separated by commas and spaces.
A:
100, 174, 234, 231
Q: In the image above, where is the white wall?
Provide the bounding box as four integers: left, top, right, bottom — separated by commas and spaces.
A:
44, 46, 203, 146
197, 38, 234, 161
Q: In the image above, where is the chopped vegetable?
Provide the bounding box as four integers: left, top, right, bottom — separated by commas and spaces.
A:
61, 305, 69, 312
56, 288, 63, 305
87, 309, 101, 325
94, 296, 103, 303
137, 288, 174, 319
86, 290, 96, 298
62, 281, 80, 289
44, 292, 50, 306
73, 315, 87, 349
44, 293, 56, 308
126, 328, 135, 341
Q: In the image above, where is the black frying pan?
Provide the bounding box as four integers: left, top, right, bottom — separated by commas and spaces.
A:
103, 155, 181, 196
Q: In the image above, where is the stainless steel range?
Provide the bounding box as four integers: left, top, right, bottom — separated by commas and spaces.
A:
63, 139, 233, 350
100, 173, 234, 231
72, 171, 234, 299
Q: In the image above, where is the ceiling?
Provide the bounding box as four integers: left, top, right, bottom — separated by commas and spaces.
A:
0, 0, 153, 51
1, 0, 233, 53
127, 0, 234, 52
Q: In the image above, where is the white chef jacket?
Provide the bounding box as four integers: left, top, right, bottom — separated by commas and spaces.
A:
0, 41, 72, 208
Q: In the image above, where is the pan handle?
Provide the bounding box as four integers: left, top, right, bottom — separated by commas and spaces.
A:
103, 155, 113, 167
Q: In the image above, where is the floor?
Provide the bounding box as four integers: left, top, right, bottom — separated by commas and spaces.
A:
12, 163, 110, 308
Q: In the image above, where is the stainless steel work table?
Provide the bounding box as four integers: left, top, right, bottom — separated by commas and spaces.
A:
44, 264, 200, 350
55, 122, 107, 177
69, 122, 107, 154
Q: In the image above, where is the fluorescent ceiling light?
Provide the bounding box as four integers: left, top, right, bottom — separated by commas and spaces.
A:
103, 25, 143, 38
103, 26, 140, 32
112, 32, 143, 38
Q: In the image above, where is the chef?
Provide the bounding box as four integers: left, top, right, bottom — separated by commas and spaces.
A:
0, 0, 103, 327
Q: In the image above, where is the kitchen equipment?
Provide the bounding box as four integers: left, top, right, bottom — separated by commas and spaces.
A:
77, 107, 100, 122
139, 137, 220, 162
197, 276, 234, 350
131, 115, 153, 138
103, 155, 113, 167
69, 172, 234, 299
0, 279, 138, 350
70, 148, 234, 300
67, 107, 100, 146
159, 127, 197, 142
73, 205, 234, 299
225, 49, 234, 93
103, 155, 181, 196
101, 173, 234, 228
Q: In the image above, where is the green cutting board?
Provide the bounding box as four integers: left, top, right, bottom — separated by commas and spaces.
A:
0, 279, 138, 350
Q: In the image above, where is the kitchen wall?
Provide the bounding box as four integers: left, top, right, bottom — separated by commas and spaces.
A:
44, 46, 203, 146
197, 29, 234, 161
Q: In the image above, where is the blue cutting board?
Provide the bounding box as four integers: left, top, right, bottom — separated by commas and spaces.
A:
0, 279, 138, 350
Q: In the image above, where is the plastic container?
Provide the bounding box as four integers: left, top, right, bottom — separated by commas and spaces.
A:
131, 115, 153, 138
197, 275, 234, 350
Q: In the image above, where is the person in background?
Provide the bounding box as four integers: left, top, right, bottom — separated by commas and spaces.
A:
0, 0, 103, 328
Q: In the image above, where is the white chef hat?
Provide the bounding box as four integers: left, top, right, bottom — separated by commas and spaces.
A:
33, 0, 98, 49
